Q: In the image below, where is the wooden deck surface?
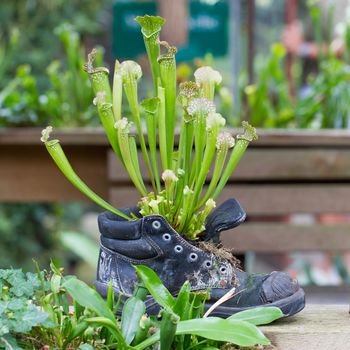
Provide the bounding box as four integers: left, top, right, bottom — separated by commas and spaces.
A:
261, 304, 350, 350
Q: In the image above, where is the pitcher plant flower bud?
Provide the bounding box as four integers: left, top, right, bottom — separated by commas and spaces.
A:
194, 66, 222, 100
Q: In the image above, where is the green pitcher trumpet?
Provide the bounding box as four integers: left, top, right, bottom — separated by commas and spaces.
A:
83, 48, 112, 103
135, 15, 165, 94
158, 42, 177, 169
41, 127, 130, 220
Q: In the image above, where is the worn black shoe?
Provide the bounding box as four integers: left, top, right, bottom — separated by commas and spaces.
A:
94, 199, 305, 317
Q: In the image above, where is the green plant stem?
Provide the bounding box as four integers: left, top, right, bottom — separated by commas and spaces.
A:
45, 140, 130, 220
158, 46, 177, 168
142, 98, 161, 192
123, 80, 156, 191
113, 61, 123, 122
178, 188, 194, 233
158, 85, 168, 170
211, 139, 249, 200
97, 102, 123, 162
198, 147, 228, 208
190, 111, 207, 186
129, 136, 147, 192
185, 129, 218, 225
117, 130, 147, 197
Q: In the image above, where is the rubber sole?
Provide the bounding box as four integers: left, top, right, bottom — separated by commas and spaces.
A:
95, 280, 305, 318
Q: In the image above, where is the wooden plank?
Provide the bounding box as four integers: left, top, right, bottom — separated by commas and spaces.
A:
222, 223, 350, 252
109, 184, 350, 214
261, 304, 350, 350
0, 145, 108, 202
4, 127, 350, 146
108, 149, 350, 181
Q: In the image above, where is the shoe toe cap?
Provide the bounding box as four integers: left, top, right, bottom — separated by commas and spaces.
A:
262, 271, 300, 303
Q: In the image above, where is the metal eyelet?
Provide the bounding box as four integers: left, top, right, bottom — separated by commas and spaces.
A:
174, 245, 183, 253
162, 233, 171, 242
220, 266, 227, 274
204, 260, 212, 268
189, 253, 198, 262
152, 220, 161, 229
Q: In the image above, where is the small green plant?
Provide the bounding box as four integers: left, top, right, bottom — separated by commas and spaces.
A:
244, 43, 295, 128
41, 15, 257, 239
45, 24, 104, 127
0, 264, 282, 349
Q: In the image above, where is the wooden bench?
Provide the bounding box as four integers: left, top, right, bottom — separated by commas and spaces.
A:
261, 304, 350, 350
2, 128, 350, 253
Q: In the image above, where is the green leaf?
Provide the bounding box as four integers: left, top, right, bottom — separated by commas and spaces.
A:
7, 298, 24, 311
228, 307, 283, 325
13, 304, 49, 333
121, 297, 146, 344
173, 281, 191, 319
136, 317, 270, 349
62, 277, 115, 322
134, 265, 175, 309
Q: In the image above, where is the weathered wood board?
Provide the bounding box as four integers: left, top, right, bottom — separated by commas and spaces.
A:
261, 304, 350, 350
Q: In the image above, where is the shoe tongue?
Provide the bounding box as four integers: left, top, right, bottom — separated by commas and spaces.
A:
204, 199, 246, 241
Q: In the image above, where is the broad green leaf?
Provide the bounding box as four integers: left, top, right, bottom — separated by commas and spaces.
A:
135, 317, 270, 349
134, 265, 175, 308
62, 278, 115, 322
121, 297, 146, 344
228, 307, 283, 325
173, 281, 191, 319
12, 304, 49, 333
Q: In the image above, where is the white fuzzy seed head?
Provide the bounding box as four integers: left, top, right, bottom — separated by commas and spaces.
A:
114, 117, 132, 132
216, 132, 235, 150
194, 66, 222, 85
187, 97, 216, 116
205, 198, 216, 210
120, 60, 142, 81
162, 169, 179, 183
206, 112, 226, 131
40, 126, 53, 143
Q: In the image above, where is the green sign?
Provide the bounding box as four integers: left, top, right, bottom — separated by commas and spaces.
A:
112, 1, 228, 61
